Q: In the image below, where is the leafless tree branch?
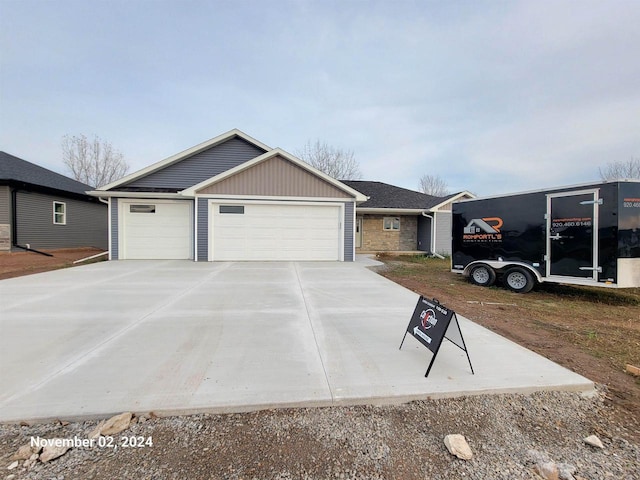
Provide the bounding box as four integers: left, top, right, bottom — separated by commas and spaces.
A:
62, 134, 129, 187
296, 140, 362, 180
418, 174, 450, 197
599, 157, 640, 181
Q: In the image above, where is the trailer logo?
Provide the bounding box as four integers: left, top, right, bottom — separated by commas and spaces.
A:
420, 309, 438, 330
463, 217, 503, 242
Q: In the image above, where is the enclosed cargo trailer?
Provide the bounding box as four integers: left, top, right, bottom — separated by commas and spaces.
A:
451, 180, 640, 293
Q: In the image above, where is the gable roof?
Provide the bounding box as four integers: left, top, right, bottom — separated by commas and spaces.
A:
340, 180, 474, 212
182, 148, 368, 201
98, 129, 271, 191
0, 151, 94, 197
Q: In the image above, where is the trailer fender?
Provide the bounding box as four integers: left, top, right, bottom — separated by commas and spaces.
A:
462, 260, 543, 283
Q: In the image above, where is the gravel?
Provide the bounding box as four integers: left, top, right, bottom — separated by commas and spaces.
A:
1, 387, 638, 479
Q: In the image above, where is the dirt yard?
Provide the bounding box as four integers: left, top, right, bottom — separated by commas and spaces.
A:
0, 248, 107, 280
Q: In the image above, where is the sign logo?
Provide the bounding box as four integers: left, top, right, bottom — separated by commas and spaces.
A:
420, 309, 438, 330
463, 217, 503, 243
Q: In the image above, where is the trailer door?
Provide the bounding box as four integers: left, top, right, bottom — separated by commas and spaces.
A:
546, 189, 600, 280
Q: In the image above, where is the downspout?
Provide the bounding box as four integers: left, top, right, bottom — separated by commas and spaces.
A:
10, 187, 54, 257
422, 212, 445, 259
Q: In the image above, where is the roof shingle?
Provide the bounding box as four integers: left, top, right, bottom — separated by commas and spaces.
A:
341, 180, 453, 209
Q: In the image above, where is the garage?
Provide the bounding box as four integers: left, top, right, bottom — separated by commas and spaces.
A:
120, 200, 193, 259
210, 202, 342, 261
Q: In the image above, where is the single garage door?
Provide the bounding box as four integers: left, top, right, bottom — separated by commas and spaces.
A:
120, 200, 193, 259
210, 202, 342, 261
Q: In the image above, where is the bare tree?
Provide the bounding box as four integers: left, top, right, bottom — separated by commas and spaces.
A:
62, 134, 129, 188
599, 157, 640, 181
419, 174, 450, 197
296, 140, 362, 180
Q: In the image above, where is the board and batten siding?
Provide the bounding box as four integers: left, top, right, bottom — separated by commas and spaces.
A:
197, 197, 208, 261
15, 191, 107, 250
111, 198, 119, 259
435, 212, 452, 255
197, 155, 350, 198
124, 137, 267, 190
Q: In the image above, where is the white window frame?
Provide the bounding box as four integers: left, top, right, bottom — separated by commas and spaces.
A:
383, 216, 400, 231
53, 201, 66, 225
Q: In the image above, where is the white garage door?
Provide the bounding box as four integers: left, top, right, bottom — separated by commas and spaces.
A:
121, 201, 193, 259
210, 202, 342, 261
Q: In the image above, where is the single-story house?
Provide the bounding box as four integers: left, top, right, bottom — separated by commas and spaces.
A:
341, 181, 474, 256
0, 151, 108, 251
90, 129, 367, 261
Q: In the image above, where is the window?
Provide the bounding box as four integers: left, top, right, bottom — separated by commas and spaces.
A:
53, 202, 66, 225
130, 204, 156, 213
383, 217, 400, 231
219, 205, 245, 214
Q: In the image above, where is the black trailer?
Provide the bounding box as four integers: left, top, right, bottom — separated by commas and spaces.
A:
451, 180, 640, 293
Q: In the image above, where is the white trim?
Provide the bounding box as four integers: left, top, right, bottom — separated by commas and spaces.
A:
194, 198, 199, 262
96, 129, 271, 191
430, 191, 475, 210
87, 191, 185, 199
53, 201, 66, 225
108, 198, 112, 260
195, 193, 353, 203
383, 216, 401, 231
353, 205, 358, 256
182, 148, 368, 202
207, 199, 345, 262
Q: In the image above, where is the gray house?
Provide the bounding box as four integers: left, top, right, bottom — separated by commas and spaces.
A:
90, 129, 366, 261
0, 152, 108, 251
341, 181, 474, 256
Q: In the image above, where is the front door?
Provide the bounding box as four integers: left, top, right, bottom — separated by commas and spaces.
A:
546, 189, 600, 279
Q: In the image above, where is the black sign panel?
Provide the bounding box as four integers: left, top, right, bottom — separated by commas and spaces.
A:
406, 297, 453, 353
400, 296, 474, 378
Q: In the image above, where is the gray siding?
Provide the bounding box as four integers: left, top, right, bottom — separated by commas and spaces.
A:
0, 186, 10, 224
417, 215, 431, 252
125, 137, 266, 189
111, 198, 119, 259
0, 186, 11, 250
197, 198, 208, 261
15, 191, 107, 250
435, 212, 452, 255
344, 202, 354, 261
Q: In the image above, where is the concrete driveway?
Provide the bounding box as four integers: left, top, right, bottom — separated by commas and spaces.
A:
0, 258, 592, 423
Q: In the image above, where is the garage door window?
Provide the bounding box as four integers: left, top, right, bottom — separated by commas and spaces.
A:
219, 205, 244, 214
383, 217, 400, 231
130, 205, 156, 213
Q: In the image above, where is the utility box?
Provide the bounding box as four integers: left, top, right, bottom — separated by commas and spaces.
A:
451, 180, 640, 293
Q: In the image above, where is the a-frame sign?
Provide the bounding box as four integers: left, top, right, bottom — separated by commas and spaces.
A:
399, 296, 474, 378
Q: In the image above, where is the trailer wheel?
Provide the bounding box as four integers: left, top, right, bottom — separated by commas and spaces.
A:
504, 267, 535, 293
469, 264, 496, 287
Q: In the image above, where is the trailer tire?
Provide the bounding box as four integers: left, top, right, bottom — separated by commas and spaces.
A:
469, 264, 496, 287
503, 267, 535, 293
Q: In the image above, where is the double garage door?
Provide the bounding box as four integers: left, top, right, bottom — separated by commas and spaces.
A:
210, 202, 342, 261
120, 200, 342, 261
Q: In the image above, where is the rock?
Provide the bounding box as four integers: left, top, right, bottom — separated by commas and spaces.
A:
40, 443, 70, 463
100, 412, 133, 436
583, 434, 604, 449
7, 461, 19, 470
11, 444, 39, 461
88, 420, 106, 439
535, 461, 559, 480
444, 434, 473, 460
24, 453, 39, 469
557, 462, 577, 480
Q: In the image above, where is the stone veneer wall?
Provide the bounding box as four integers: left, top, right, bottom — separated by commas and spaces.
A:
359, 214, 417, 251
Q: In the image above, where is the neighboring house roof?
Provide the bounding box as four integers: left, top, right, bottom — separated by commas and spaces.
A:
0, 151, 94, 197
340, 180, 443, 210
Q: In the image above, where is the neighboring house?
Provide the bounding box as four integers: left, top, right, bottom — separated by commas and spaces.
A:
0, 152, 108, 251
341, 181, 474, 256
89, 129, 367, 261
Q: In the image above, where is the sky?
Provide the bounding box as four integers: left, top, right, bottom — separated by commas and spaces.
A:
1, 0, 638, 196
